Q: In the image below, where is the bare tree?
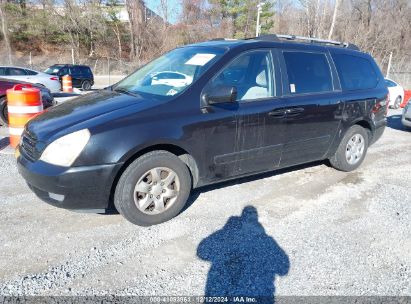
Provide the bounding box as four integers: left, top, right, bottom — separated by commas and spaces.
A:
0, 0, 12, 64
328, 0, 340, 39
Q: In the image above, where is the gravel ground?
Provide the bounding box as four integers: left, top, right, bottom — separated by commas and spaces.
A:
0, 109, 410, 298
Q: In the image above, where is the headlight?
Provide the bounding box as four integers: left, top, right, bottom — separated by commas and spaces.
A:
40, 129, 91, 167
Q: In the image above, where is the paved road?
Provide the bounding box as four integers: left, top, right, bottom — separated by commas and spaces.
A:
0, 109, 409, 297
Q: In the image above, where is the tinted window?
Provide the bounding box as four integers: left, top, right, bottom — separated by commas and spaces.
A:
7, 68, 27, 76
332, 53, 378, 91
283, 51, 333, 94
0, 68, 5, 75
206, 50, 275, 101
79, 66, 92, 76
26, 69, 38, 75
59, 67, 70, 76
384, 79, 397, 87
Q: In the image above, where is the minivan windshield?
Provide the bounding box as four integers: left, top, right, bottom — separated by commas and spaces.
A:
114, 47, 225, 98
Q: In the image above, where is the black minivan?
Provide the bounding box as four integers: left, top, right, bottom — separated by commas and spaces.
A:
18, 35, 388, 226
44, 64, 94, 90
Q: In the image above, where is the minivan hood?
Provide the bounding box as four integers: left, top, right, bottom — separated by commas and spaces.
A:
27, 90, 152, 140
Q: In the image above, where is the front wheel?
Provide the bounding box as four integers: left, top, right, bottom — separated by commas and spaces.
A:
329, 125, 369, 172
0, 97, 8, 126
114, 150, 192, 226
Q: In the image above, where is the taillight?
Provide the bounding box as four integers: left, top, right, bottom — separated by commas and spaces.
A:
372, 94, 390, 115
50, 77, 59, 81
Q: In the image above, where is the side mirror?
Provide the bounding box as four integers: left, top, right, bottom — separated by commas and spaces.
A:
202, 85, 237, 105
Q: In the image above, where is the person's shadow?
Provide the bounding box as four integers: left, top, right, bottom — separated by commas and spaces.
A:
197, 206, 289, 303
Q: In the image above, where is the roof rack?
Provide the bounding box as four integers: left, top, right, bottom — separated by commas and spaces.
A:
254, 34, 360, 50
209, 38, 238, 41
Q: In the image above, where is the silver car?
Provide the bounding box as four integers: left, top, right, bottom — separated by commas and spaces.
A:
402, 101, 411, 129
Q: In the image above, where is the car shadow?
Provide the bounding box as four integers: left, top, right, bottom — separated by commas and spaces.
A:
197, 206, 289, 302
387, 114, 409, 131
183, 160, 326, 213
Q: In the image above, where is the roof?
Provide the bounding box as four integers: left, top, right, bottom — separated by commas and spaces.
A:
186, 35, 362, 54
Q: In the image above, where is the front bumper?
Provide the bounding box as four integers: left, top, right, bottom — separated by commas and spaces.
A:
17, 154, 123, 211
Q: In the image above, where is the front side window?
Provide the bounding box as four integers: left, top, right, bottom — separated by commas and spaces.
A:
332, 53, 378, 91
114, 47, 225, 99
283, 51, 333, 94
7, 68, 27, 76
205, 50, 275, 101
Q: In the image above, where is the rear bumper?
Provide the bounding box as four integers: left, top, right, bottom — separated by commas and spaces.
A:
370, 119, 386, 145
17, 154, 123, 211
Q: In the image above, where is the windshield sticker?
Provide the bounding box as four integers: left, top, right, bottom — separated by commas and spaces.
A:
185, 54, 216, 66
166, 89, 178, 96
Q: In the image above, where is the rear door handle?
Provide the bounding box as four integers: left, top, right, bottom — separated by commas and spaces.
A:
285, 107, 305, 116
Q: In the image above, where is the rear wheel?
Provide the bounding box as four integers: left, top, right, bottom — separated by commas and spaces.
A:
0, 97, 8, 126
329, 125, 369, 172
114, 150, 192, 226
81, 80, 92, 90
393, 96, 402, 109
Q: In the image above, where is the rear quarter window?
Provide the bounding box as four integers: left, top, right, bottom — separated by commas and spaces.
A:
332, 53, 379, 91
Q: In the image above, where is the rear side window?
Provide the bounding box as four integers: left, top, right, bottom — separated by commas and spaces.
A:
332, 53, 378, 91
283, 51, 333, 94
26, 69, 38, 75
82, 67, 92, 76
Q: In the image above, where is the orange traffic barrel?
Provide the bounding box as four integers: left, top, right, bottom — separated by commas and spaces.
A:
62, 74, 73, 92
6, 84, 43, 148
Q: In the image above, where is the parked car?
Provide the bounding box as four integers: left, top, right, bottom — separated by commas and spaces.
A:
0, 66, 61, 93
0, 78, 55, 126
402, 101, 411, 129
385, 78, 404, 109
17, 35, 388, 226
151, 71, 193, 88
44, 64, 94, 90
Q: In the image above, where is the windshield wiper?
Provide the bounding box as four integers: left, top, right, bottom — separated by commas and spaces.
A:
113, 87, 139, 97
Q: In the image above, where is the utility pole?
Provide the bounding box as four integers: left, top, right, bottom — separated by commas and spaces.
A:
386, 52, 393, 78
71, 48, 75, 65
256, 3, 265, 37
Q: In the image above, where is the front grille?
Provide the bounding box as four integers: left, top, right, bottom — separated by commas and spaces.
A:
20, 131, 41, 161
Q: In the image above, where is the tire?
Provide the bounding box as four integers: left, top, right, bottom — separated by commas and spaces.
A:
393, 96, 402, 109
114, 150, 192, 226
329, 125, 369, 172
0, 97, 8, 126
81, 80, 92, 91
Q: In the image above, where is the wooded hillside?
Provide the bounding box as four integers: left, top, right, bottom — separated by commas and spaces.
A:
0, 0, 410, 85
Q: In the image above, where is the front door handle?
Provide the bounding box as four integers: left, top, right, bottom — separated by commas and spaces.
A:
285, 107, 305, 116
268, 109, 286, 117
